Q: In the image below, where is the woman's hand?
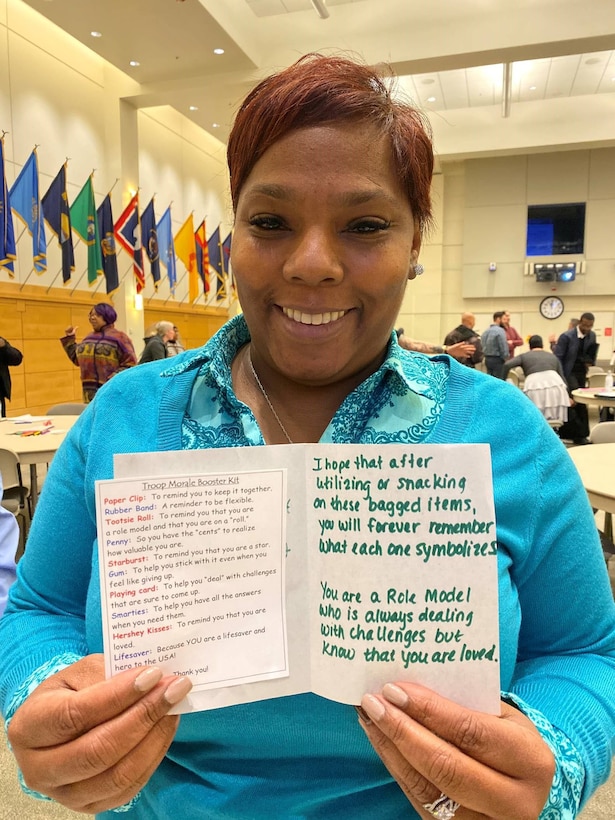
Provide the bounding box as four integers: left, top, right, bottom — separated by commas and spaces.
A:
359, 682, 555, 820
64, 326, 77, 336
7, 655, 192, 814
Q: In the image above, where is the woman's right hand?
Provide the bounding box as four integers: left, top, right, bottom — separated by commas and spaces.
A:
7, 655, 192, 814
64, 326, 77, 336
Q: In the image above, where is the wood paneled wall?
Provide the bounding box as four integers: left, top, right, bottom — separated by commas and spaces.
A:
0, 282, 228, 416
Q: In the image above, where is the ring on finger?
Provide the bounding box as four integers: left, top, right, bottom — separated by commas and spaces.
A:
423, 792, 461, 820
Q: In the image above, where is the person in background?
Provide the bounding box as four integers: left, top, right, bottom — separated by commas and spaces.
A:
550, 318, 578, 353
0, 473, 18, 617
481, 311, 509, 378
396, 328, 475, 361
166, 326, 186, 357
555, 311, 599, 445
1, 54, 614, 820
443, 312, 483, 368
503, 334, 570, 424
0, 335, 23, 418
501, 310, 523, 359
60, 303, 137, 403
139, 321, 176, 364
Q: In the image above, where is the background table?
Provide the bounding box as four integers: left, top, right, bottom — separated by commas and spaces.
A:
0, 415, 80, 508
567, 442, 615, 539
572, 388, 615, 409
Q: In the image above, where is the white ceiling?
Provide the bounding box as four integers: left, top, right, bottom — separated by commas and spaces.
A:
19, 0, 615, 160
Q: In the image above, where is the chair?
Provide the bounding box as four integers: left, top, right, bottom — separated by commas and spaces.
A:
0, 448, 31, 554
589, 422, 615, 445
46, 403, 87, 415
587, 372, 607, 389
587, 366, 605, 377
506, 370, 520, 388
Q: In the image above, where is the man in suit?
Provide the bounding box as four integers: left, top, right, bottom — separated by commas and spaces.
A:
0, 336, 23, 418
555, 312, 599, 444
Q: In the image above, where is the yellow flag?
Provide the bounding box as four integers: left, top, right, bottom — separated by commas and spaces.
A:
174, 213, 198, 302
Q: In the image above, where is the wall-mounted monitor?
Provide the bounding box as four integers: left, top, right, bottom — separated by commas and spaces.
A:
533, 262, 576, 282
526, 203, 586, 256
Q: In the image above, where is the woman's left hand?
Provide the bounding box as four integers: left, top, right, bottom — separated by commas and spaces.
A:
359, 682, 555, 819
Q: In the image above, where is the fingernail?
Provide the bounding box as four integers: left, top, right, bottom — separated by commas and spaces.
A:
134, 667, 163, 693
360, 694, 386, 723
382, 683, 408, 708
164, 677, 193, 705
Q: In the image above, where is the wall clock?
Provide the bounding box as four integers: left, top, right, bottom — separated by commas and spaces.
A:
539, 296, 564, 320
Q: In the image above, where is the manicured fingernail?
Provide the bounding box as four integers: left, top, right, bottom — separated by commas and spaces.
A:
360, 694, 386, 723
164, 677, 193, 705
382, 683, 408, 708
134, 667, 163, 693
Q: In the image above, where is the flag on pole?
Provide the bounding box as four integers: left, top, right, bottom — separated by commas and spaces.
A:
114, 193, 144, 293
70, 175, 103, 285
9, 149, 46, 273
42, 163, 74, 283
175, 213, 198, 303
141, 197, 160, 289
97, 194, 119, 294
207, 226, 225, 301
0, 136, 17, 275
195, 220, 209, 294
156, 206, 176, 294
221, 230, 233, 296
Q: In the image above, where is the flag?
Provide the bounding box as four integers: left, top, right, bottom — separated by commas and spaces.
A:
195, 220, 209, 294
114, 193, 144, 293
70, 175, 103, 285
175, 213, 199, 303
156, 206, 176, 293
222, 230, 233, 296
0, 137, 17, 275
42, 163, 74, 283
207, 225, 225, 301
97, 194, 119, 294
141, 197, 160, 289
9, 149, 46, 273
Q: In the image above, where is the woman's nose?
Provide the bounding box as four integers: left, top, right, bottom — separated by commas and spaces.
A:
282, 229, 344, 285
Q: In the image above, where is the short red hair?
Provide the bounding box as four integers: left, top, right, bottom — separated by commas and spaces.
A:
227, 53, 434, 235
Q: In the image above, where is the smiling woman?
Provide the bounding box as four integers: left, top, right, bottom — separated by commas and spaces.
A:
1, 53, 614, 820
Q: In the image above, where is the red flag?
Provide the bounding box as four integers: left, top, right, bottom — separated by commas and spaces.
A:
113, 193, 145, 293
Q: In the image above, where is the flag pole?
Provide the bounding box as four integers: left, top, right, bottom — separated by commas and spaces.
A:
45, 266, 67, 293
90, 274, 106, 298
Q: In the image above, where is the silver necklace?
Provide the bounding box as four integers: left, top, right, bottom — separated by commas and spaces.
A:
247, 349, 294, 444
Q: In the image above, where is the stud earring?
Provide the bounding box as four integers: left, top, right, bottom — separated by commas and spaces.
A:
413, 263, 424, 276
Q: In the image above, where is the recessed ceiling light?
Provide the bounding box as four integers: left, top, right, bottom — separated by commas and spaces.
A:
213, 48, 225, 55
129, 60, 140, 67
529, 85, 537, 91
421, 78, 435, 85
212, 123, 220, 128
90, 31, 102, 38
427, 96, 436, 103
585, 57, 601, 65
189, 106, 198, 111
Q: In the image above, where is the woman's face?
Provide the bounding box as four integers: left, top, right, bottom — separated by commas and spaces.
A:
232, 123, 421, 387
89, 311, 106, 331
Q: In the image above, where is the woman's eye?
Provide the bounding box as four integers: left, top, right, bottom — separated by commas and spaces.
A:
249, 215, 285, 231
348, 219, 391, 234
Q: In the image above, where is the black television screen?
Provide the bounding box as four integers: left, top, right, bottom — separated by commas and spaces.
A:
533, 263, 576, 282
526, 203, 586, 256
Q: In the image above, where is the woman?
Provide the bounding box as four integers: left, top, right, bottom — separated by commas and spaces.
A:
2, 55, 614, 820
139, 321, 175, 364
60, 303, 137, 402
503, 335, 570, 424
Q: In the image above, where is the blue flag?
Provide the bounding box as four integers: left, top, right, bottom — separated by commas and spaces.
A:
0, 137, 17, 275
141, 197, 160, 289
156, 206, 176, 293
207, 226, 225, 301
97, 194, 119, 294
42, 163, 74, 282
10, 149, 46, 273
